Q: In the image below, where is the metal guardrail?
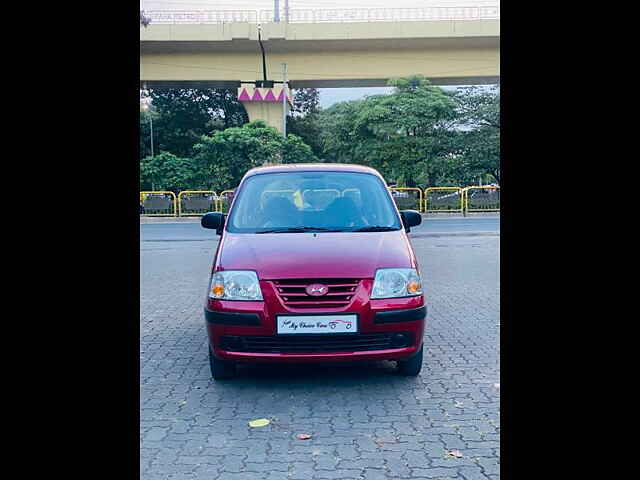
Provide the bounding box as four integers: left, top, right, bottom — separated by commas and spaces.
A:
178, 191, 218, 217
140, 185, 500, 217
463, 186, 500, 213
424, 187, 464, 213
217, 190, 236, 214
390, 187, 424, 212
140, 191, 177, 217
144, 5, 499, 25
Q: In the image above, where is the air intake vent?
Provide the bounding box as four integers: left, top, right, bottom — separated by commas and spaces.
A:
219, 333, 411, 353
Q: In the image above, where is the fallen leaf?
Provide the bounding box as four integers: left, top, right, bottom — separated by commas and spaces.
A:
248, 418, 270, 428
446, 450, 464, 458
296, 433, 312, 440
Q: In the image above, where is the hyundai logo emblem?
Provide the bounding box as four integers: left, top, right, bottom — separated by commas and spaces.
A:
306, 283, 328, 296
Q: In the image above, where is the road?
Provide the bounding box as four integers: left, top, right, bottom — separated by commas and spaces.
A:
140, 221, 500, 479
140, 217, 499, 245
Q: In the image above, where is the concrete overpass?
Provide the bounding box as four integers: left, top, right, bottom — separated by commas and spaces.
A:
140, 7, 499, 131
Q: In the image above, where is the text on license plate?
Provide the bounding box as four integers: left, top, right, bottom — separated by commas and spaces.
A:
277, 315, 357, 334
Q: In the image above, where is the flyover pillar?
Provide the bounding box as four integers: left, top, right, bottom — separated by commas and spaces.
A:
238, 84, 292, 133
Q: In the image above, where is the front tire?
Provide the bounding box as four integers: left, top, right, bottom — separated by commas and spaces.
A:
397, 345, 423, 376
209, 346, 236, 380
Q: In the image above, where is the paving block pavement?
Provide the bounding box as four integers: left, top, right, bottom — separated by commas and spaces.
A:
140, 234, 500, 479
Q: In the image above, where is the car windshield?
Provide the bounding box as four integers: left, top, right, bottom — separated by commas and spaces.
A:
226, 171, 402, 234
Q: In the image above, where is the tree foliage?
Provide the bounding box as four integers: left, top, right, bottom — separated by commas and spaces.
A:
451, 86, 500, 183
191, 121, 317, 192
287, 88, 324, 158
319, 76, 459, 186
317, 77, 499, 187
291, 88, 320, 116
140, 152, 196, 192
138, 80, 499, 191
139, 89, 248, 159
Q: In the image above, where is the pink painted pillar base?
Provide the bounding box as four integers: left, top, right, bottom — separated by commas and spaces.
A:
238, 84, 293, 133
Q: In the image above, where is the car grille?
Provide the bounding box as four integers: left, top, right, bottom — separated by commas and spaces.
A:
272, 278, 360, 308
219, 333, 410, 353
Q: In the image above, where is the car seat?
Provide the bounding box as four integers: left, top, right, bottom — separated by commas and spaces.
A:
323, 197, 364, 228
261, 196, 301, 227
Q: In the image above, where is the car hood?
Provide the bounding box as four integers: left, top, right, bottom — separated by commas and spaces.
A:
217, 231, 415, 280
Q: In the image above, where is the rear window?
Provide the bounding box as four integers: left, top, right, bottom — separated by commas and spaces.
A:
226, 171, 402, 233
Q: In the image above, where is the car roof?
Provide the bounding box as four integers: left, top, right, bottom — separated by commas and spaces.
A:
244, 163, 384, 179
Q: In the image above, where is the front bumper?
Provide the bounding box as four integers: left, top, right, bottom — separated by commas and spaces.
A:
205, 305, 426, 326
205, 294, 427, 363
207, 346, 422, 364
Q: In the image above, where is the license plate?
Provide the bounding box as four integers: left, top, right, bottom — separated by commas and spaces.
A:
277, 315, 357, 334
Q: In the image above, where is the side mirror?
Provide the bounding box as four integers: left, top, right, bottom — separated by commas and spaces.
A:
400, 210, 422, 232
201, 212, 225, 235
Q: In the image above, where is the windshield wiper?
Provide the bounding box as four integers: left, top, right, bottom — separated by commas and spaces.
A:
256, 226, 343, 234
350, 226, 401, 232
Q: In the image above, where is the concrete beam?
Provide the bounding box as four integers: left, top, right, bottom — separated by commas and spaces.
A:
140, 20, 499, 47
141, 48, 498, 87
140, 20, 499, 88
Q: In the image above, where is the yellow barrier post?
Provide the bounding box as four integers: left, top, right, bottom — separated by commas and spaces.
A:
464, 186, 500, 214
217, 190, 236, 213
389, 187, 424, 212
424, 187, 464, 215
140, 191, 177, 217
177, 190, 218, 217
462, 187, 468, 216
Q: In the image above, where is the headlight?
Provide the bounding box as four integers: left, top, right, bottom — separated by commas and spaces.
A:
209, 271, 263, 301
371, 268, 423, 299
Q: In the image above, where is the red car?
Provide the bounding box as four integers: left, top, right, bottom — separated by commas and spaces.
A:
201, 164, 426, 379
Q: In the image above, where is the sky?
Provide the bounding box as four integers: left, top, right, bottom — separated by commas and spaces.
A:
141, 1, 498, 107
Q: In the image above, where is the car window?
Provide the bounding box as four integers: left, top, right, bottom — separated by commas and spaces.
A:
226, 171, 402, 233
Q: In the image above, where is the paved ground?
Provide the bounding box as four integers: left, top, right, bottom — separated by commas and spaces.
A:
140, 224, 500, 479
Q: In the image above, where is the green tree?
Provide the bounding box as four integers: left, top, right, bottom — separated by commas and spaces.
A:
287, 88, 324, 158
291, 88, 320, 115
192, 121, 317, 191
282, 134, 316, 164
139, 88, 248, 159
140, 152, 197, 192
451, 86, 500, 184
138, 82, 499, 192
318, 78, 499, 187
319, 75, 457, 186
318, 100, 363, 164
139, 107, 158, 160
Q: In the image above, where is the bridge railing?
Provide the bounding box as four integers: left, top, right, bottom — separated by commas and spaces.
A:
144, 6, 499, 25
261, 6, 499, 23
144, 10, 258, 24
